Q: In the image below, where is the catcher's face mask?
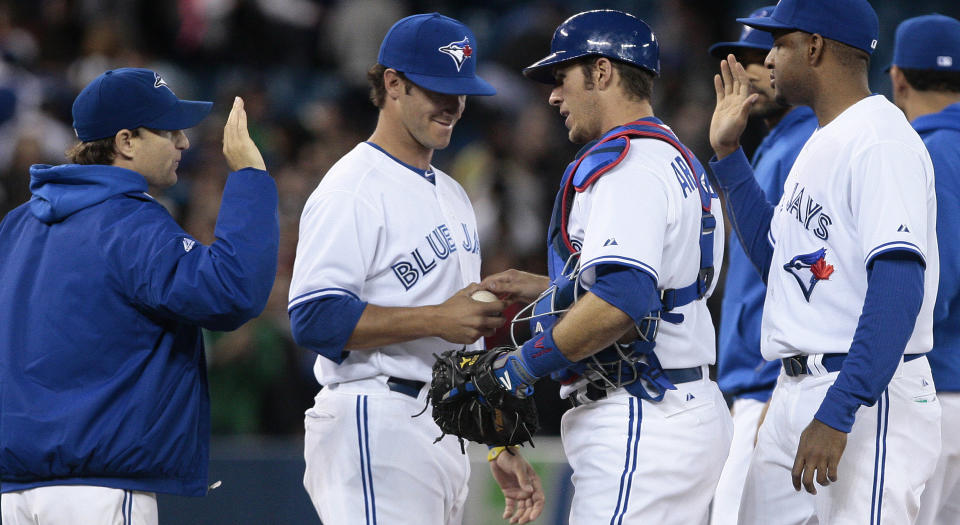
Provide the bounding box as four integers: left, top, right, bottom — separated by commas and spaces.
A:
509, 251, 662, 392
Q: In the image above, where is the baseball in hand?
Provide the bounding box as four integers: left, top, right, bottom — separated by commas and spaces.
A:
470, 290, 498, 302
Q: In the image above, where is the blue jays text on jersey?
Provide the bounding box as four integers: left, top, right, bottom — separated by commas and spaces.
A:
781, 181, 833, 240
391, 222, 480, 290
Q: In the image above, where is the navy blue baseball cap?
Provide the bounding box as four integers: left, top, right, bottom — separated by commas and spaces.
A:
737, 0, 879, 55
378, 13, 496, 96
889, 14, 960, 72
72, 68, 213, 142
709, 6, 777, 59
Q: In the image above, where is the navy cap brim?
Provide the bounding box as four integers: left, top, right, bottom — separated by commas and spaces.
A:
404, 72, 496, 96
142, 99, 214, 131
522, 50, 587, 84
709, 41, 771, 59
736, 16, 795, 33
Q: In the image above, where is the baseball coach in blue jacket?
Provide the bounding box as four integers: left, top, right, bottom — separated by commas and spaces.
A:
0, 68, 278, 524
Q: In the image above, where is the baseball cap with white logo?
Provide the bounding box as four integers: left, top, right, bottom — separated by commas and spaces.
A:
72, 68, 213, 142
377, 13, 496, 96
889, 14, 960, 73
736, 0, 879, 55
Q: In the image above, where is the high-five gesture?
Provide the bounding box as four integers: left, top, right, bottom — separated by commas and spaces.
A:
710, 54, 759, 160
222, 96, 266, 171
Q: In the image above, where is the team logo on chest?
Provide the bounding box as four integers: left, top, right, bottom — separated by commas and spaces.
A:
438, 37, 473, 71
783, 248, 835, 301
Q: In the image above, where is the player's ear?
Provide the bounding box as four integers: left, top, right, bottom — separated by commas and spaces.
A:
807, 33, 825, 66
889, 66, 910, 102
595, 57, 614, 90
113, 129, 137, 161
383, 68, 406, 100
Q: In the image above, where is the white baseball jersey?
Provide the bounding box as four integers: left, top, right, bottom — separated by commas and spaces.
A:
289, 142, 483, 385
571, 136, 726, 370
760, 95, 939, 360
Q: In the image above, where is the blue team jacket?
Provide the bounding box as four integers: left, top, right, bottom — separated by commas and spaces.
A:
914, 102, 960, 392
716, 106, 818, 400
0, 164, 278, 496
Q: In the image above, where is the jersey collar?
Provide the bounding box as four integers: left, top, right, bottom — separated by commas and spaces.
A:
364, 141, 436, 185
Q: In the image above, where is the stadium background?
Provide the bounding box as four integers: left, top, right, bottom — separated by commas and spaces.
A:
0, 0, 956, 523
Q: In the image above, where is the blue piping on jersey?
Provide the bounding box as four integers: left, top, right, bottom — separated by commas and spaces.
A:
580, 256, 660, 284
870, 390, 889, 525
364, 142, 436, 184
865, 241, 924, 267
610, 397, 642, 525
288, 287, 360, 309
357, 396, 374, 525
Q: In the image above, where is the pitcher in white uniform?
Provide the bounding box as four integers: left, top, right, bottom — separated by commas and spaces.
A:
288, 13, 543, 525
709, 0, 941, 523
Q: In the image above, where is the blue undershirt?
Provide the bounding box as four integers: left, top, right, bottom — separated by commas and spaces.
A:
290, 296, 367, 363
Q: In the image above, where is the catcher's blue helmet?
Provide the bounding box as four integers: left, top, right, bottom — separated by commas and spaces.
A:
523, 10, 660, 84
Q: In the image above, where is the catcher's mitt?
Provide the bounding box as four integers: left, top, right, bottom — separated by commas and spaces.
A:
429, 348, 539, 450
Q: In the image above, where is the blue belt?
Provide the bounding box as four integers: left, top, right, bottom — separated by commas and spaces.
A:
575, 366, 704, 404
781, 353, 923, 377
387, 377, 425, 398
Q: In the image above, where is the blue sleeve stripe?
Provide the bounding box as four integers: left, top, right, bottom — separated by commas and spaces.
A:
289, 287, 360, 310
768, 229, 777, 247
581, 256, 659, 283
865, 242, 924, 267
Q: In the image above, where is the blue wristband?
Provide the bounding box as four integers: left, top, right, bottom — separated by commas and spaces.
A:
518, 326, 575, 378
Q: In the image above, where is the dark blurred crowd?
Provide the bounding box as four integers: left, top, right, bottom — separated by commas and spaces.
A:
0, 0, 956, 436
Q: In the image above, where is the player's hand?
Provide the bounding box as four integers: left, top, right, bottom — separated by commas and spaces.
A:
222, 96, 267, 171
710, 54, 759, 160
481, 270, 551, 305
490, 448, 545, 524
432, 283, 506, 344
792, 418, 847, 494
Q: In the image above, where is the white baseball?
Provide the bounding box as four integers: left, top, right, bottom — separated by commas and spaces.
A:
470, 290, 498, 302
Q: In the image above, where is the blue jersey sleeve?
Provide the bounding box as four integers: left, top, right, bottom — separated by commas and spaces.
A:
588, 263, 659, 324
290, 295, 367, 363
105, 168, 279, 331
708, 148, 775, 279
815, 252, 925, 432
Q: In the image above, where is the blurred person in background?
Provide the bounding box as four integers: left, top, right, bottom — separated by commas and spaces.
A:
888, 13, 960, 525
0, 68, 277, 524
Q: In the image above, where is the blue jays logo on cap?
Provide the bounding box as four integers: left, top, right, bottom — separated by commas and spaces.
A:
377, 13, 495, 96
154, 72, 167, 88
783, 248, 835, 301
438, 37, 473, 72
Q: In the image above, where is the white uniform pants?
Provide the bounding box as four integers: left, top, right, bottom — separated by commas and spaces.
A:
561, 375, 732, 525
916, 391, 960, 525
739, 357, 941, 525
303, 378, 470, 525
711, 397, 767, 525
1, 485, 157, 525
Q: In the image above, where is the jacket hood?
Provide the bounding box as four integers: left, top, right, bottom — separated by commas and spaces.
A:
912, 102, 960, 135
29, 164, 149, 223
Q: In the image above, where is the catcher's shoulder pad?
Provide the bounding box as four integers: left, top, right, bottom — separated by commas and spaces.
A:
573, 136, 630, 192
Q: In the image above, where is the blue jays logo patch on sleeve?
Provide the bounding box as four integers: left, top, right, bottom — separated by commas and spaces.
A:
438, 37, 473, 71
783, 248, 835, 301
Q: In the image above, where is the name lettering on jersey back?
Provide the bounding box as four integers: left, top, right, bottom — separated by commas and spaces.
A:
391, 223, 480, 290
672, 157, 697, 198
784, 182, 832, 240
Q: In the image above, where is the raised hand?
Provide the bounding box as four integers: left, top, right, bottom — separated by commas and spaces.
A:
710, 54, 760, 160
222, 96, 267, 171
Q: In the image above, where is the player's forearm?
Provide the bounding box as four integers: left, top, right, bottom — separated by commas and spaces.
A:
344, 303, 447, 349
815, 254, 925, 432
709, 149, 775, 279
551, 293, 636, 362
